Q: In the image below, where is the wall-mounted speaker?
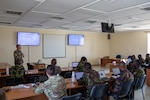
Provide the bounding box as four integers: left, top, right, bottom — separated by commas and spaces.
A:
107, 34, 110, 40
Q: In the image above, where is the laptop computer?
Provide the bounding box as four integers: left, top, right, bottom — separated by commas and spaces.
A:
112, 67, 120, 75
72, 62, 79, 68
75, 72, 84, 80
99, 70, 110, 81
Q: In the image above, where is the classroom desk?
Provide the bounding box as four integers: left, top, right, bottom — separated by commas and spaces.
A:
5, 78, 84, 100
0, 67, 73, 88
101, 58, 120, 66
146, 68, 150, 86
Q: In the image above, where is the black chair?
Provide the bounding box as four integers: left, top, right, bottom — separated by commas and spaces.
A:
110, 79, 133, 100
61, 92, 82, 100
134, 75, 146, 100
90, 83, 109, 100
116, 55, 121, 59
26, 75, 39, 83
6, 77, 24, 86
39, 74, 48, 82
64, 72, 72, 78
27, 63, 34, 70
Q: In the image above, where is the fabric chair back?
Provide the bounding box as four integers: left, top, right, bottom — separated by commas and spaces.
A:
9, 65, 25, 78
64, 72, 72, 78
118, 79, 133, 98
134, 75, 146, 90
90, 83, 108, 99
61, 93, 82, 100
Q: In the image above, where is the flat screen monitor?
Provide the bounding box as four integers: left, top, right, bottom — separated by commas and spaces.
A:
17, 32, 40, 46
68, 34, 84, 46
101, 22, 115, 33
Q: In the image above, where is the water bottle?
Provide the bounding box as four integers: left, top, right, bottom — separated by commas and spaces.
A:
68, 63, 70, 70
6, 67, 9, 75
72, 71, 75, 83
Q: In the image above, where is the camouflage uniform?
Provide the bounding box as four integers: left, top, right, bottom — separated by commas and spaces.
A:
76, 61, 84, 72
14, 49, 24, 65
132, 68, 145, 79
81, 70, 101, 98
34, 75, 66, 100
111, 70, 134, 93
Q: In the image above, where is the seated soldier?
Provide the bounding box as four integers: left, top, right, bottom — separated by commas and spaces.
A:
80, 62, 101, 98
76, 56, 87, 72
34, 65, 66, 100
137, 54, 145, 66
51, 58, 61, 75
131, 60, 145, 79
110, 61, 134, 93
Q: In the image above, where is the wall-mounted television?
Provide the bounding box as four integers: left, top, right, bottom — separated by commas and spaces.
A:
68, 34, 84, 46
101, 22, 115, 33
17, 32, 40, 46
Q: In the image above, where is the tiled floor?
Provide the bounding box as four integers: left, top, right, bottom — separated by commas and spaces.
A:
92, 65, 150, 100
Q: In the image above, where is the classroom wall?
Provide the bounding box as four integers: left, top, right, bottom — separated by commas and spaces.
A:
109, 30, 147, 59
0, 26, 109, 70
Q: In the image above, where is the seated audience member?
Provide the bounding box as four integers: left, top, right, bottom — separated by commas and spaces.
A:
76, 56, 87, 72
0, 88, 6, 100
145, 53, 150, 64
137, 54, 145, 66
80, 62, 101, 98
51, 58, 61, 75
110, 61, 134, 93
128, 55, 138, 71
34, 65, 66, 100
131, 61, 145, 79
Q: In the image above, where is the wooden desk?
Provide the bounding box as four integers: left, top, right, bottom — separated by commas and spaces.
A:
146, 68, 150, 86
32, 63, 46, 70
101, 58, 120, 66
5, 78, 84, 100
6, 87, 48, 100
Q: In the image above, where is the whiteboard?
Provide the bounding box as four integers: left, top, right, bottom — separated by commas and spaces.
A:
43, 34, 66, 58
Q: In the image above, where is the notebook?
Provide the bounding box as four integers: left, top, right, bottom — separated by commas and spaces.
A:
72, 62, 79, 68
75, 72, 84, 80
99, 70, 110, 81
112, 67, 120, 75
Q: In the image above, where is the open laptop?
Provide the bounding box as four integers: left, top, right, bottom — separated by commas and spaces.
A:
112, 67, 120, 75
99, 70, 110, 81
75, 72, 84, 80
72, 62, 79, 68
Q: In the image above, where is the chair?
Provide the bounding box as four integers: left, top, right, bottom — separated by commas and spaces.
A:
7, 65, 25, 85
134, 75, 146, 100
64, 72, 72, 78
90, 83, 109, 100
116, 55, 121, 59
26, 75, 39, 83
110, 79, 133, 100
27, 63, 34, 70
61, 92, 82, 100
39, 74, 48, 82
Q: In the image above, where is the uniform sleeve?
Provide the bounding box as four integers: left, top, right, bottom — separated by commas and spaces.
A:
76, 62, 84, 71
34, 83, 45, 94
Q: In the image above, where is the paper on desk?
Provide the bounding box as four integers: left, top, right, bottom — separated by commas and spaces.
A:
11, 84, 30, 89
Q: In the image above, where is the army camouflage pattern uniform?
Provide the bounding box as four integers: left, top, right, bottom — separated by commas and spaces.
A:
111, 70, 134, 93
132, 68, 145, 79
81, 70, 101, 98
76, 61, 84, 72
14, 49, 24, 65
34, 75, 66, 100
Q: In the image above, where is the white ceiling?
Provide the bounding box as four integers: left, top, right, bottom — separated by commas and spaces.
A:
1, 0, 150, 32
